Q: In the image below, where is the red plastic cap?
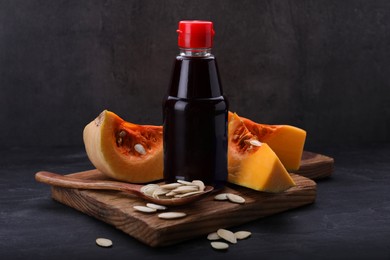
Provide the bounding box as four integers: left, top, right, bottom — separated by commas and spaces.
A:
177, 20, 215, 49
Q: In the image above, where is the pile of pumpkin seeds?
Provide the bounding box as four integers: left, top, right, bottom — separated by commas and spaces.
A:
141, 179, 205, 199
208, 228, 251, 250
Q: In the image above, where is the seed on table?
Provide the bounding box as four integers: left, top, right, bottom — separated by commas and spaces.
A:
133, 205, 157, 213
207, 232, 220, 240
227, 193, 245, 204
146, 203, 167, 211
211, 241, 229, 250
217, 228, 237, 244
158, 212, 187, 219
234, 231, 252, 240
96, 238, 113, 248
214, 193, 228, 201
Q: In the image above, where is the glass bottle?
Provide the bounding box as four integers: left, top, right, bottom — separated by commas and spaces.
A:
163, 20, 228, 188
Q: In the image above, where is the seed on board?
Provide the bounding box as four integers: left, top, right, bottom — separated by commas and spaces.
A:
214, 193, 229, 201
211, 241, 229, 250
217, 229, 237, 244
249, 139, 262, 147
146, 203, 167, 211
227, 193, 246, 204
207, 232, 220, 241
158, 212, 187, 219
234, 231, 252, 240
134, 143, 146, 155
133, 205, 157, 213
96, 238, 113, 248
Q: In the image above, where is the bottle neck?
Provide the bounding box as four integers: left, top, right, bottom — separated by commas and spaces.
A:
179, 48, 212, 57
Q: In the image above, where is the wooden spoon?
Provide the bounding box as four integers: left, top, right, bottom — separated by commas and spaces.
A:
35, 170, 213, 206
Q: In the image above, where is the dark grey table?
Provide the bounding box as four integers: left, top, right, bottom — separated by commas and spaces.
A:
1, 144, 389, 259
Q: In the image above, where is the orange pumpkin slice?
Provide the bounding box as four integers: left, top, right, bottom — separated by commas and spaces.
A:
229, 112, 306, 171
83, 110, 163, 183
228, 113, 295, 192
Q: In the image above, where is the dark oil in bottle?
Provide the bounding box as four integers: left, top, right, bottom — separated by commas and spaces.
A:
163, 56, 228, 188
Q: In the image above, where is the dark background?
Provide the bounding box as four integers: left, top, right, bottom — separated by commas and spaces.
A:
1, 0, 390, 149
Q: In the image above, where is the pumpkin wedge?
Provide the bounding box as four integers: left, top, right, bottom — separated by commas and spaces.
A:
227, 113, 295, 192
83, 110, 163, 183
229, 112, 306, 171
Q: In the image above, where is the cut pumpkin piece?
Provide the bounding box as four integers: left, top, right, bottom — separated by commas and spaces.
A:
83, 110, 163, 183
229, 112, 306, 171
228, 113, 295, 192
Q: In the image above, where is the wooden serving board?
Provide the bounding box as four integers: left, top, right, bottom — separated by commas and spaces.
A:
44, 151, 333, 247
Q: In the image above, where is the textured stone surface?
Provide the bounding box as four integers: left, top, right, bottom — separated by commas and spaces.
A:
0, 0, 389, 148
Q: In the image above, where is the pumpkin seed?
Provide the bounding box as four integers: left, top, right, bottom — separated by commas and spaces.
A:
174, 190, 203, 198
217, 229, 237, 244
177, 180, 194, 185
227, 193, 245, 204
192, 180, 205, 191
249, 139, 262, 147
152, 187, 170, 198
207, 232, 220, 240
146, 203, 167, 211
160, 183, 183, 190
211, 241, 229, 250
214, 193, 228, 201
133, 205, 157, 213
172, 185, 199, 194
158, 212, 187, 219
234, 231, 252, 240
141, 184, 159, 196
134, 143, 146, 155
118, 130, 127, 137
96, 238, 113, 248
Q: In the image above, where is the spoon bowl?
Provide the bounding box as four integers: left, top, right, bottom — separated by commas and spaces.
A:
35, 170, 213, 206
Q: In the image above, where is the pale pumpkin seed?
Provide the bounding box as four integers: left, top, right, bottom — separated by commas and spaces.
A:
158, 212, 187, 219
217, 229, 237, 244
227, 193, 246, 204
177, 180, 194, 185
207, 232, 220, 241
174, 190, 203, 198
96, 238, 113, 248
160, 183, 183, 190
211, 241, 229, 250
214, 193, 229, 201
133, 205, 157, 213
249, 139, 262, 147
192, 180, 205, 191
134, 143, 146, 155
146, 203, 167, 211
172, 185, 199, 194
234, 231, 252, 240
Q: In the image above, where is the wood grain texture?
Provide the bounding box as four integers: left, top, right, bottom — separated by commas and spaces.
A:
295, 151, 334, 179
50, 172, 316, 247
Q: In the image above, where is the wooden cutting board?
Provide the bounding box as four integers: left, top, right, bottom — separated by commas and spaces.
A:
44, 151, 333, 247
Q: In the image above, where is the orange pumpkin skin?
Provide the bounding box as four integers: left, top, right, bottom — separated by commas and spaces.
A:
229, 112, 306, 171
83, 110, 163, 183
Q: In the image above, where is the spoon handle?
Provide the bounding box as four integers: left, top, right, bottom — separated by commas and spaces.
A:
35, 171, 143, 195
